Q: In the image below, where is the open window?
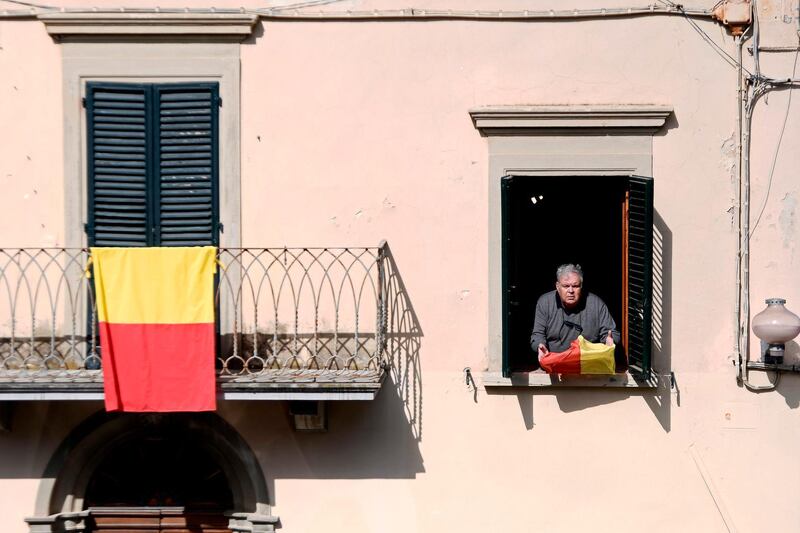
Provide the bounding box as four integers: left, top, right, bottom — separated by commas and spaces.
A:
501, 175, 653, 378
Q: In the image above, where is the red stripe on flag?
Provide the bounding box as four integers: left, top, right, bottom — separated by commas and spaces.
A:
99, 322, 216, 412
538, 340, 581, 374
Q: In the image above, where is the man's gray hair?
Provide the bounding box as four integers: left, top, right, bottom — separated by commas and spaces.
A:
556, 263, 583, 283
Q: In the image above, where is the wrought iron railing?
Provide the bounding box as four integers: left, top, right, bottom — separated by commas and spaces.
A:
0, 246, 388, 384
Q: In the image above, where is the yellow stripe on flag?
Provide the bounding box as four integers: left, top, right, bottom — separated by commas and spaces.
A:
91, 247, 217, 324
578, 336, 616, 374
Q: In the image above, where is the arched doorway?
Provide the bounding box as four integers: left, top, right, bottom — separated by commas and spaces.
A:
27, 412, 278, 533
84, 418, 234, 532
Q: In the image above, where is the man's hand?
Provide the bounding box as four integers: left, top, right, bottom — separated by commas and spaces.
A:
605, 330, 615, 346
537, 343, 549, 362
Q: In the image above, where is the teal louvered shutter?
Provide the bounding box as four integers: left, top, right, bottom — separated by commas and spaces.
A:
86, 82, 219, 247
154, 84, 220, 246
86, 84, 151, 247
626, 176, 654, 378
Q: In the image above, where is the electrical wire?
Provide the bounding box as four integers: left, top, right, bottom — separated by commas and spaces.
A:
269, 0, 348, 12
750, 43, 800, 237
677, 1, 750, 72
0, 0, 54, 9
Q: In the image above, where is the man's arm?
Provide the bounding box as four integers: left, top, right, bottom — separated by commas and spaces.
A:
597, 299, 621, 345
530, 297, 549, 351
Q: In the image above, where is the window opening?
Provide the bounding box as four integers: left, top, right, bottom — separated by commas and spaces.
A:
501, 175, 653, 378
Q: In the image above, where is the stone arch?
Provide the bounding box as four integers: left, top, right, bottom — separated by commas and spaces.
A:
27, 411, 276, 532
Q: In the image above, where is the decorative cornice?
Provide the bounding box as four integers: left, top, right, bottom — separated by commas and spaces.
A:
39, 12, 258, 39
469, 105, 673, 135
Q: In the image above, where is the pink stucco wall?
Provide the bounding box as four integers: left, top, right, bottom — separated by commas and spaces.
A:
0, 1, 799, 531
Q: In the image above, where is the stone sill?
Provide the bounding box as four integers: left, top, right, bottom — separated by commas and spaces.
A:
481, 371, 658, 389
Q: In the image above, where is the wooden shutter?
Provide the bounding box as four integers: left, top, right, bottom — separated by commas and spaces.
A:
86, 82, 219, 247
626, 176, 654, 377
154, 84, 220, 246
86, 84, 151, 246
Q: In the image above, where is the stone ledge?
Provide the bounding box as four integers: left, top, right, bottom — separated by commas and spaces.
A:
469, 105, 673, 135
481, 371, 658, 389
39, 12, 258, 38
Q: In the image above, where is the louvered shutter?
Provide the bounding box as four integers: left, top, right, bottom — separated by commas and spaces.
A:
154, 84, 219, 246
626, 176, 654, 378
86, 84, 151, 247
86, 82, 219, 247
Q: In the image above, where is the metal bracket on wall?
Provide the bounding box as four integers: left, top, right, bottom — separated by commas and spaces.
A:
747, 361, 800, 374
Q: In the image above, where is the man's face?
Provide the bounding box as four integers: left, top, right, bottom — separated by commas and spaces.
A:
556, 272, 582, 309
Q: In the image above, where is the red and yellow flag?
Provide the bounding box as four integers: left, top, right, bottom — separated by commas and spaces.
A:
539, 335, 617, 375
91, 246, 217, 412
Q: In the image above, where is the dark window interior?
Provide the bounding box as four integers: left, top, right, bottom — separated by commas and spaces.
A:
84, 424, 233, 510
502, 175, 629, 373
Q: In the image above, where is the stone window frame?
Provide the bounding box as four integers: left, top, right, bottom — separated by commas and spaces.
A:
39, 12, 257, 249
469, 105, 672, 388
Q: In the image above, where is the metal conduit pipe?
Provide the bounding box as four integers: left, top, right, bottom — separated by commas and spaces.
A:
739, 80, 780, 392
735, 31, 745, 382
0, 4, 716, 20
736, 0, 800, 391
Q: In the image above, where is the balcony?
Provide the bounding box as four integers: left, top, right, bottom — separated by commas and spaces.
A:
0, 245, 391, 400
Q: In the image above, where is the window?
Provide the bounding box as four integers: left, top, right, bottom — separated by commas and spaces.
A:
85, 82, 220, 247
470, 105, 671, 386
500, 174, 653, 378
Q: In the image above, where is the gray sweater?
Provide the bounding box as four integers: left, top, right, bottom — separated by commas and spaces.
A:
530, 290, 620, 353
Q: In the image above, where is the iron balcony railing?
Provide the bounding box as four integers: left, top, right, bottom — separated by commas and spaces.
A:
0, 245, 388, 390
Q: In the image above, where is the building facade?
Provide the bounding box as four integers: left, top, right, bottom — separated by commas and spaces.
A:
1, 0, 800, 531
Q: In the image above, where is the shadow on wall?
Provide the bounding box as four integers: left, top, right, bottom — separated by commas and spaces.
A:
383, 243, 423, 442
500, 210, 674, 431
642, 209, 674, 432
241, 245, 425, 503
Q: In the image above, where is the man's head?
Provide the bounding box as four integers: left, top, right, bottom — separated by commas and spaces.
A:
555, 264, 583, 310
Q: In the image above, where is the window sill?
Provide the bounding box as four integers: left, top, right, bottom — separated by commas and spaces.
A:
481, 371, 658, 389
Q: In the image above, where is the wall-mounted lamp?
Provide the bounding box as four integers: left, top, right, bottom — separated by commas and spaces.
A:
752, 298, 800, 365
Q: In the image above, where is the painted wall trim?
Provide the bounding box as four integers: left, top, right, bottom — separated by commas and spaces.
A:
39, 12, 258, 38
470, 105, 674, 135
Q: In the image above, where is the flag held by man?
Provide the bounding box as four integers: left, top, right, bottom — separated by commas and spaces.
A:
538, 335, 617, 375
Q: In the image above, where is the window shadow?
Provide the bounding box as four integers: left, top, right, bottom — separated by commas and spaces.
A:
241, 19, 265, 45
643, 209, 674, 432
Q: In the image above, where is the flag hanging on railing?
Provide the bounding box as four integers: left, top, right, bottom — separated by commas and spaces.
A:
539, 335, 617, 375
91, 246, 217, 412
